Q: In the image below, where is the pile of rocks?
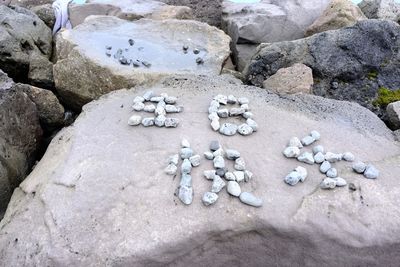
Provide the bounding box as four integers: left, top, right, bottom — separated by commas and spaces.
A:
165, 139, 201, 205
202, 140, 262, 207
208, 94, 258, 136
128, 91, 181, 128
283, 130, 379, 189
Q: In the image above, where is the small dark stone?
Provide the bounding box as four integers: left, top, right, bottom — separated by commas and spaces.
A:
33, 21, 37, 26
196, 57, 204, 65
119, 57, 129, 65
193, 49, 200, 54
142, 61, 151, 68
106, 46, 112, 50
349, 183, 357, 191
216, 168, 227, 177
128, 39, 135, 46
183, 45, 189, 51
210, 140, 220, 151
132, 61, 140, 68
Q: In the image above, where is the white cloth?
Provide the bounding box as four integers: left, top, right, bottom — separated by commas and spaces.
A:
52, 0, 73, 35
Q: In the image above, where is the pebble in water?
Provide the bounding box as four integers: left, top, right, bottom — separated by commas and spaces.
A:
238, 124, 254, 136
234, 158, 246, 171
219, 123, 238, 136
211, 175, 226, 193
239, 192, 263, 207
364, 164, 379, 179
283, 147, 301, 158
128, 115, 142, 126
227, 181, 241, 197
202, 192, 218, 206
226, 149, 241, 160
320, 178, 336, 189
352, 161, 366, 174
141, 117, 154, 127
297, 152, 315, 165
320, 161, 331, 174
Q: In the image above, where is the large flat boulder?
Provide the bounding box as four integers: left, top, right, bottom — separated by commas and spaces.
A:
221, 0, 331, 44
53, 16, 231, 110
69, 0, 193, 27
0, 5, 53, 88
0, 75, 399, 266
245, 19, 400, 118
0, 70, 42, 216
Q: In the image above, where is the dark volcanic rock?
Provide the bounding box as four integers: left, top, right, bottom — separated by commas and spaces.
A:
0, 70, 42, 215
245, 20, 400, 115
0, 5, 53, 87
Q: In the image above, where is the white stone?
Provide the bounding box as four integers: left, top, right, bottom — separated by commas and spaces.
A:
224, 172, 236, 181
297, 152, 315, 165
234, 158, 246, 171
320, 178, 337, 189
180, 148, 193, 159
213, 155, 225, 169
320, 161, 331, 174
168, 154, 179, 165
364, 164, 379, 179
204, 170, 216, 180
204, 151, 214, 160
288, 137, 303, 148
181, 139, 190, 148
211, 175, 226, 193
164, 164, 177, 175
238, 123, 254, 136
314, 152, 325, 164
283, 147, 301, 158
313, 145, 324, 154
214, 94, 228, 105
353, 161, 366, 174
165, 105, 179, 113
181, 159, 192, 174
219, 123, 238, 136
227, 94, 237, 104
154, 115, 166, 127
143, 104, 156, 113
244, 170, 253, 182
310, 130, 321, 141
208, 112, 219, 121
334, 177, 347, 187
284, 171, 302, 186
189, 155, 201, 167
143, 91, 154, 101
178, 185, 193, 205
239, 192, 263, 207
227, 181, 241, 197
246, 118, 258, 132
229, 108, 245, 116
128, 115, 142, 126
211, 119, 220, 131
343, 152, 355, 162
243, 112, 254, 119
294, 166, 308, 182
133, 96, 145, 103
226, 149, 241, 160
217, 109, 229, 118
325, 152, 343, 163
165, 118, 179, 128
234, 171, 245, 182
150, 96, 164, 102
141, 117, 155, 127
133, 102, 145, 111
202, 192, 218, 206
238, 97, 249, 105
326, 168, 338, 178
301, 135, 316, 146
165, 96, 177, 104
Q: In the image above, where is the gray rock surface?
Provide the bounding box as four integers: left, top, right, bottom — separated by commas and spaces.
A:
0, 5, 52, 87
31, 4, 55, 29
0, 75, 399, 265
359, 0, 400, 22
0, 70, 42, 215
53, 15, 230, 110
386, 101, 400, 130
245, 20, 400, 117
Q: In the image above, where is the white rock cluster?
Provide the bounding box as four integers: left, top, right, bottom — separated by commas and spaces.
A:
128, 91, 181, 128
202, 140, 262, 207
208, 94, 258, 136
282, 130, 379, 189
165, 139, 201, 205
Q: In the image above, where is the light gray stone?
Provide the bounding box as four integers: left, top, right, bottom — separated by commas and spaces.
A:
320, 178, 337, 189
241, 104, 250, 111
133, 96, 145, 103
219, 123, 238, 136
297, 152, 315, 165
246, 119, 258, 132
202, 192, 218, 206
224, 172, 236, 181
213, 155, 225, 169
178, 185, 193, 205
181, 159, 192, 174
165, 118, 179, 128
150, 96, 164, 103
133, 102, 145, 111
214, 94, 228, 105
320, 161, 332, 174
334, 177, 347, 187
227, 95, 237, 104
243, 112, 254, 119
204, 170, 216, 180
301, 135, 316, 146
143, 91, 154, 101
229, 108, 245, 116
238, 123, 254, 136
165, 105, 180, 113
288, 137, 303, 148
314, 152, 325, 164
211, 119, 220, 131
208, 112, 219, 121
168, 154, 179, 165
211, 175, 226, 193
239, 192, 263, 207
359, 0, 400, 22
238, 97, 249, 105
128, 115, 142, 126
180, 173, 192, 187
181, 139, 190, 148
364, 164, 379, 179
226, 149, 241, 160
284, 171, 302, 186
180, 148, 193, 159
310, 130, 321, 141
155, 115, 166, 127
209, 100, 220, 114
213, 148, 224, 157
353, 161, 367, 174
234, 158, 246, 171
244, 170, 254, 182
217, 109, 229, 118
343, 152, 355, 162
283, 147, 301, 158
386, 101, 400, 130
155, 106, 166, 117
143, 104, 156, 113
189, 155, 201, 167
165, 164, 177, 175
233, 171, 245, 183
325, 152, 343, 163
294, 166, 308, 182
165, 96, 177, 104
204, 151, 214, 160
227, 181, 241, 197
141, 117, 154, 127
326, 168, 338, 178
313, 145, 324, 154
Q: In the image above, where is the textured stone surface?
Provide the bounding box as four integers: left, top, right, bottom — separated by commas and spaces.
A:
386, 101, 400, 130
263, 63, 313, 94
245, 20, 400, 118
359, 0, 400, 22
0, 70, 42, 216
7, 0, 52, 8
54, 16, 230, 110
305, 0, 366, 37
0, 5, 52, 86
0, 75, 399, 265
31, 4, 55, 29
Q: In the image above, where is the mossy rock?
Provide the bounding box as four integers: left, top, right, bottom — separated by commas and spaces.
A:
373, 87, 400, 107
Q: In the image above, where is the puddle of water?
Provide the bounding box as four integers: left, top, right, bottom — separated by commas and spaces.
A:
72, 31, 208, 73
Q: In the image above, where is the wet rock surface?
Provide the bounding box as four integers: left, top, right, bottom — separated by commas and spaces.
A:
0, 75, 399, 266
245, 20, 400, 119
54, 16, 230, 110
